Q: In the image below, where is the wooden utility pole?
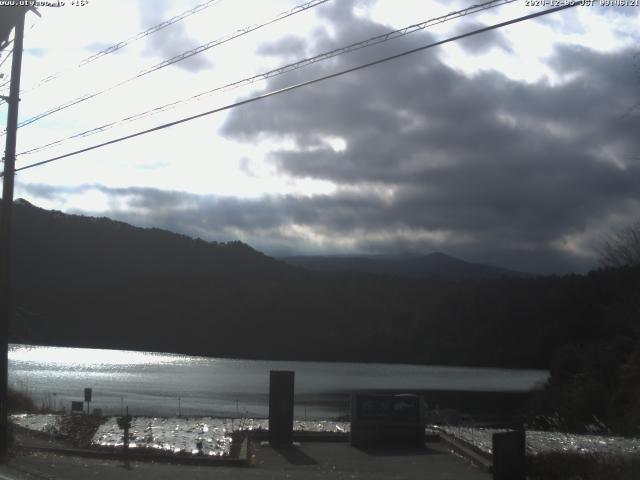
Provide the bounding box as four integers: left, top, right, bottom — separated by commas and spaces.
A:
0, 6, 27, 462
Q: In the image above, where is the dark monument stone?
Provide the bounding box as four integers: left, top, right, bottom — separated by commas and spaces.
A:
71, 401, 84, 413
269, 370, 294, 445
492, 429, 526, 480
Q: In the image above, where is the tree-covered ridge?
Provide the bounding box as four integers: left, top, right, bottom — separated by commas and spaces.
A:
9, 201, 640, 432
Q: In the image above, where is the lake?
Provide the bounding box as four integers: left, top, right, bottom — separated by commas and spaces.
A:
9, 344, 547, 419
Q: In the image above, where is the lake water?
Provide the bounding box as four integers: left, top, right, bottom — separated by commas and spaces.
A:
9, 344, 547, 419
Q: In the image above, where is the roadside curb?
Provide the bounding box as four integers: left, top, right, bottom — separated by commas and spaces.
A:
249, 430, 349, 442
436, 430, 493, 472
12, 437, 252, 468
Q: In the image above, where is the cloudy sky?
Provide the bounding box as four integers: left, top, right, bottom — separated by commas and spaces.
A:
1, 0, 639, 274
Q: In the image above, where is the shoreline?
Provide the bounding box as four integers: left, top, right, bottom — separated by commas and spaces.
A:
10, 413, 350, 458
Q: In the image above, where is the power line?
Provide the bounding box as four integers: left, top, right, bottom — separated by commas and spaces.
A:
0, 46, 14, 93
137, 0, 330, 78
12, 0, 227, 98
0, 38, 14, 53
10, 3, 579, 175
0, 48, 12, 71
6, 0, 330, 133
81, 0, 226, 67
17, 0, 517, 158
0, 15, 41, 106
0, 17, 40, 92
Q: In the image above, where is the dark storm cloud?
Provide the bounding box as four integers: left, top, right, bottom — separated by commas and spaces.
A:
20, 183, 89, 200
138, 0, 212, 72
21, 182, 597, 274
216, 1, 640, 273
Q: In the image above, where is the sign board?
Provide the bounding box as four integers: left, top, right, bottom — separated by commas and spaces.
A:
357, 395, 392, 420
84, 388, 92, 402
269, 370, 294, 445
350, 393, 424, 448
357, 394, 419, 421
71, 401, 84, 412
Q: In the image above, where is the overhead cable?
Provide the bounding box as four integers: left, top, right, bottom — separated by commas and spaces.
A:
7, 0, 330, 132
9, 3, 580, 175
0, 48, 13, 71
17, 0, 517, 157
0, 0, 227, 105
0, 37, 14, 53
80, 0, 226, 67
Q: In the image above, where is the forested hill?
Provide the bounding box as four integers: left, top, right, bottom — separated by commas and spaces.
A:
8, 200, 640, 371
11, 198, 298, 283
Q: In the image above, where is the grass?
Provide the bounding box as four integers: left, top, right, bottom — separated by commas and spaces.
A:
7, 385, 39, 413
58, 414, 107, 447
7, 384, 106, 448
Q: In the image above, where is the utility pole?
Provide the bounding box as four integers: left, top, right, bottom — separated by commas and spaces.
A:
0, 6, 27, 462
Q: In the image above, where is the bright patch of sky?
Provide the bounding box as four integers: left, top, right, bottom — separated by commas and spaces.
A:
0, 0, 634, 208
370, 1, 639, 84
0, 0, 638, 273
3, 0, 343, 206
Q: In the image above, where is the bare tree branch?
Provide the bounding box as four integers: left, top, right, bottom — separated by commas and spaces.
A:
597, 220, 640, 268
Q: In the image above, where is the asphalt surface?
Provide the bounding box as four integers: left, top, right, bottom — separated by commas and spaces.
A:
0, 441, 490, 480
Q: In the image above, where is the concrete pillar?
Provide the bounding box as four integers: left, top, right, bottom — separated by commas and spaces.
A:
269, 370, 294, 445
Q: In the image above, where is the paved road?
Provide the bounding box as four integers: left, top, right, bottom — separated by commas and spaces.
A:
1, 442, 490, 480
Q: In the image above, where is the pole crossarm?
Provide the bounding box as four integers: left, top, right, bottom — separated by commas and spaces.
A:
0, 5, 36, 50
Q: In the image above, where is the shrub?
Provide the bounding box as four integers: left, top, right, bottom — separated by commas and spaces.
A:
7, 386, 38, 413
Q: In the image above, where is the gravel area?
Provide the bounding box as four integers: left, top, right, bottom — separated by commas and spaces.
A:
11, 414, 350, 457
439, 425, 640, 457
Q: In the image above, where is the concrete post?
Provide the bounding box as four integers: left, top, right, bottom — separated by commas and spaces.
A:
268, 370, 294, 445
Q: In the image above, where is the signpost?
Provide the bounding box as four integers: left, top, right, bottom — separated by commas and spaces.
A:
84, 387, 92, 414
117, 407, 132, 458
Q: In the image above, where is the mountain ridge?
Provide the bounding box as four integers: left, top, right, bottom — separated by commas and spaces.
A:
279, 252, 531, 280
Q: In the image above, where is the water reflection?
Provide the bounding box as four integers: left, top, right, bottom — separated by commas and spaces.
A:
9, 344, 548, 419
9, 344, 191, 367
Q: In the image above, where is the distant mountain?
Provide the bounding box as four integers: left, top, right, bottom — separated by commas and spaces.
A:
279, 252, 531, 280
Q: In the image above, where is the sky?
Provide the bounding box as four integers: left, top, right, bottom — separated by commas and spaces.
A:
1, 0, 639, 274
